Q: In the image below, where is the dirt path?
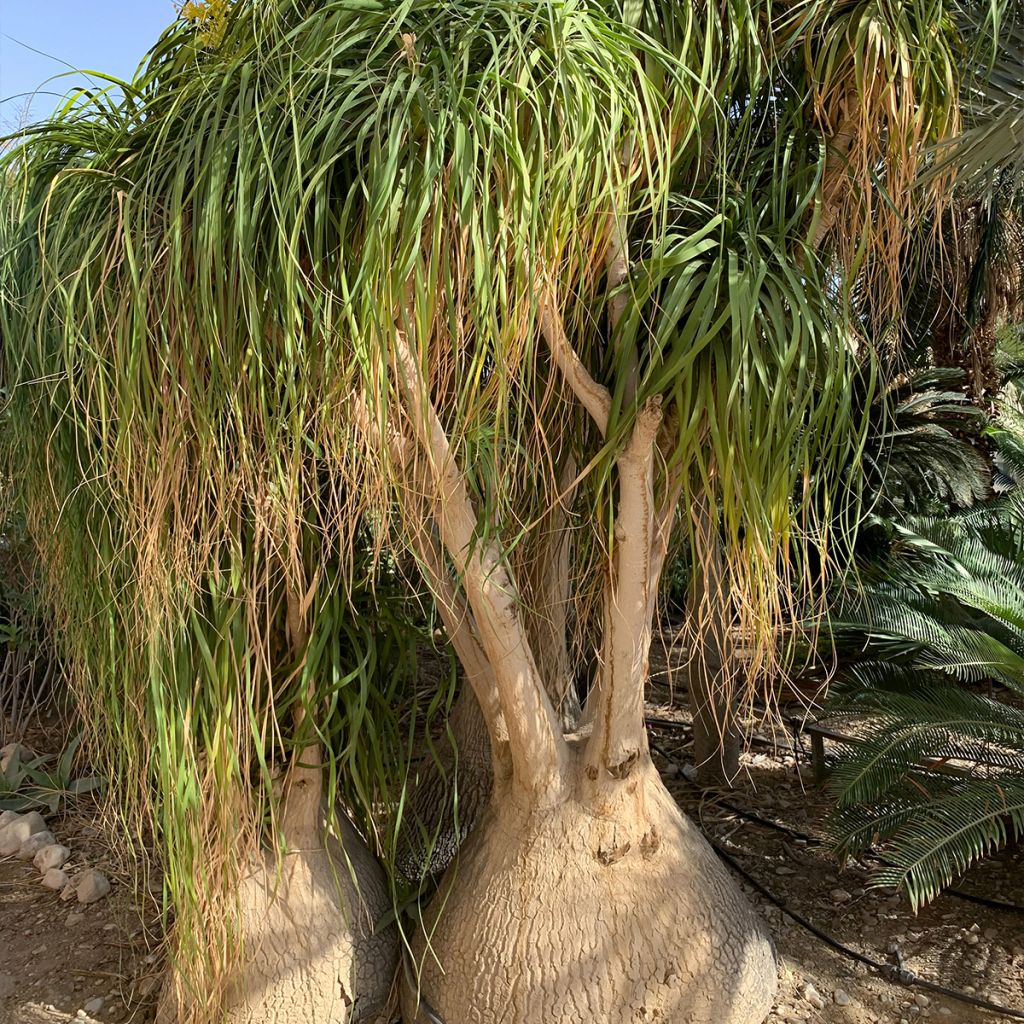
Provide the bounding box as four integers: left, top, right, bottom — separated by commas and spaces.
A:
3, 694, 1023, 1024
650, 709, 1024, 1024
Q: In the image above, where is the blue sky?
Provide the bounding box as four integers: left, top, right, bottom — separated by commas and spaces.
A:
1, 1, 179, 128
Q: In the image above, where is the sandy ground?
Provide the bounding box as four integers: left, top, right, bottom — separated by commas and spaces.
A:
3, 672, 1023, 1024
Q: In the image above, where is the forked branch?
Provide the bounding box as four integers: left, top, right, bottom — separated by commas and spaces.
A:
538, 294, 611, 438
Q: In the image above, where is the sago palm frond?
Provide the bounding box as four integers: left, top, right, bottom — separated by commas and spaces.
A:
830, 684, 1024, 909
826, 496, 1024, 905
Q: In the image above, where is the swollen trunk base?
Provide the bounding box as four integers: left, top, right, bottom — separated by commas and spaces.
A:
402, 751, 776, 1024
157, 813, 397, 1024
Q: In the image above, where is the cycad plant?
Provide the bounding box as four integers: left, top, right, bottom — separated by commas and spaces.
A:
859, 366, 991, 516
0, 1, 1004, 1022
827, 499, 1024, 908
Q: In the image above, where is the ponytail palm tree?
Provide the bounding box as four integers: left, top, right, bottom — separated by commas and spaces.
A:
0, 1, 998, 1022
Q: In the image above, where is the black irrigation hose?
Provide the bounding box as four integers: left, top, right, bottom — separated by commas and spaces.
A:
710, 837, 1024, 1021
646, 724, 1024, 915
644, 732, 1024, 1020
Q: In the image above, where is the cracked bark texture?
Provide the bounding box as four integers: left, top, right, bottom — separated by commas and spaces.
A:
157, 768, 397, 1024
402, 742, 776, 1024
396, 684, 495, 880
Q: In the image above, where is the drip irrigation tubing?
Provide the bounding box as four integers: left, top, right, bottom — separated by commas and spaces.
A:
646, 722, 1024, 915
710, 838, 1024, 1021
646, 732, 1024, 1019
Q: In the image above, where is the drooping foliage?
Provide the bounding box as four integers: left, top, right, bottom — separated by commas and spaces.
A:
855, 366, 991, 516
0, 0, 998, 1012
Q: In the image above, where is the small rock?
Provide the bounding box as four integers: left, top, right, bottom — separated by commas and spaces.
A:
803, 983, 826, 1010
830, 889, 852, 903
17, 830, 56, 860
915, 994, 931, 1008
41, 868, 68, 890
0, 811, 46, 855
137, 974, 161, 997
776, 866, 796, 876
966, 933, 979, 945
834, 988, 851, 1006
65, 912, 85, 926
969, 923, 981, 933
83, 997, 104, 1014
0, 742, 29, 772
76, 868, 110, 904
938, 1009, 952, 1017
34, 843, 70, 873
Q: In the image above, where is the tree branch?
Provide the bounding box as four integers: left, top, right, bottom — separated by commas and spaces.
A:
538, 294, 611, 438
583, 396, 664, 793
605, 208, 638, 407
350, 392, 506, 749
390, 331, 568, 805
651, 418, 685, 582
407, 511, 505, 739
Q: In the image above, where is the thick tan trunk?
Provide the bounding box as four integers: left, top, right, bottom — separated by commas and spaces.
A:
391, 331, 567, 807
582, 399, 664, 803
156, 748, 398, 1024
402, 741, 776, 1024
158, 590, 397, 1023
389, 301, 774, 1023
687, 497, 741, 787
690, 655, 741, 787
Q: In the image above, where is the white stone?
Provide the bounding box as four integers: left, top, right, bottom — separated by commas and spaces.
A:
803, 983, 826, 1010
41, 868, 68, 890
915, 994, 931, 1008
0, 742, 29, 772
17, 830, 56, 860
83, 997, 104, 1014
75, 868, 111, 904
834, 988, 852, 1006
34, 843, 70, 873
0, 811, 46, 855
